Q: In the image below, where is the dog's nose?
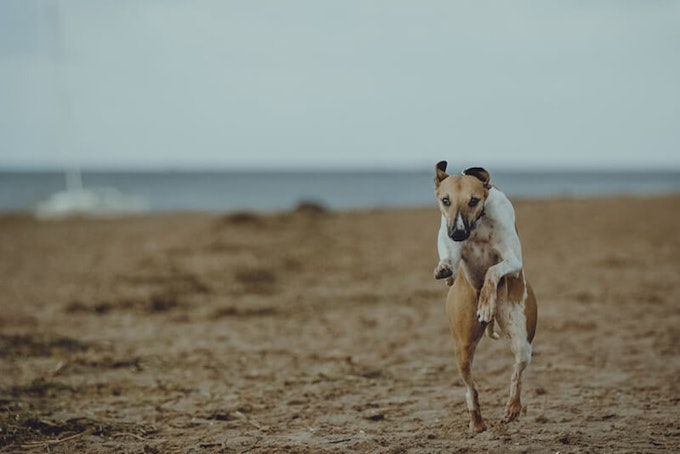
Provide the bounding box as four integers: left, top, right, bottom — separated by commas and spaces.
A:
451, 229, 469, 242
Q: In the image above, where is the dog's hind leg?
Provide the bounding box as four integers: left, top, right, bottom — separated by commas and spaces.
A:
504, 332, 531, 422
499, 276, 537, 423
446, 274, 486, 433
456, 339, 486, 432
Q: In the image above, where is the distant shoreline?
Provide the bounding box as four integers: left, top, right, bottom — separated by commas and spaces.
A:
1, 194, 678, 219
1, 170, 679, 213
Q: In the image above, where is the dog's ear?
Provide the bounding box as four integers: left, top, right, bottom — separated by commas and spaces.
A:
435, 161, 449, 187
463, 167, 491, 188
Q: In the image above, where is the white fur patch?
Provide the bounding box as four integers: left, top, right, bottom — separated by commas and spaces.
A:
465, 389, 475, 411
455, 212, 465, 232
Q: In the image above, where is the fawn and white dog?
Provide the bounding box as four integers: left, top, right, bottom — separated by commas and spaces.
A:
433, 161, 537, 433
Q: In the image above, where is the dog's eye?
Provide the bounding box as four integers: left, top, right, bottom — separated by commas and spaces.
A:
441, 196, 451, 207
469, 197, 480, 208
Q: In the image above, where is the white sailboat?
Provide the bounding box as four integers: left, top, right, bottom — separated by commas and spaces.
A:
35, 1, 147, 219
35, 168, 147, 219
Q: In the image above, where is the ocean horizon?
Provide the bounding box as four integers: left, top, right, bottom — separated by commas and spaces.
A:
1, 169, 679, 213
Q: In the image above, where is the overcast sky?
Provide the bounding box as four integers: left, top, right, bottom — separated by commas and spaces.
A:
1, 1, 679, 170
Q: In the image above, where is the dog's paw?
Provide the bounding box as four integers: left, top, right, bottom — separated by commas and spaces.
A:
434, 262, 454, 280
469, 415, 487, 433
477, 303, 495, 324
485, 320, 501, 339
503, 400, 523, 423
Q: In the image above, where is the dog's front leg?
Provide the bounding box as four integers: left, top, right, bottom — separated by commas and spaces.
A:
478, 254, 522, 323
434, 216, 461, 284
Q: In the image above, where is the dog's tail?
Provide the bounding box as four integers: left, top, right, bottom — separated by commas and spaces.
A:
485, 319, 501, 340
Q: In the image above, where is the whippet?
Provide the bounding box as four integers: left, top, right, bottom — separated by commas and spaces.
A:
433, 161, 537, 433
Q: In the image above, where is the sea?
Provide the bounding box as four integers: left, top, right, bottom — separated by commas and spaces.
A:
1, 169, 679, 213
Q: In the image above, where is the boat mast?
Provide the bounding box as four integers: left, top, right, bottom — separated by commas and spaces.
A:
53, 0, 79, 191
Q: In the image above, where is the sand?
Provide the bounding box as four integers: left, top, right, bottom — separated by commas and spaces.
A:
1, 195, 679, 453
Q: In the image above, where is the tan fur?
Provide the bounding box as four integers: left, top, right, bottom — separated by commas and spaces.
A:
445, 271, 487, 432
524, 281, 538, 344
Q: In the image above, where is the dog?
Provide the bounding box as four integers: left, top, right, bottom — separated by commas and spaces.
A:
433, 161, 537, 433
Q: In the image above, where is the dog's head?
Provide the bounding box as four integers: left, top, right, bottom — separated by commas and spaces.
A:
434, 161, 490, 242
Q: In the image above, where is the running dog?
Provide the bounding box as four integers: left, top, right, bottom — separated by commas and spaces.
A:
433, 161, 537, 433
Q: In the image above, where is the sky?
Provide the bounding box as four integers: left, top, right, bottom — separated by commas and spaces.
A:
0, 1, 679, 171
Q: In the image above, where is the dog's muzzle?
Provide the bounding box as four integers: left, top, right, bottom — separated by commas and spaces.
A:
449, 211, 471, 242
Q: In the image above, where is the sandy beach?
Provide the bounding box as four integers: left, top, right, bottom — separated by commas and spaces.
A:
1, 194, 679, 453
